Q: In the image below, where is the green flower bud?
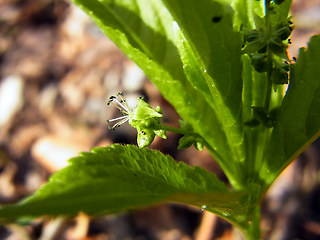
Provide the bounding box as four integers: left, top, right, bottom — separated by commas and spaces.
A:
271, 67, 288, 84
244, 29, 260, 43
178, 135, 204, 151
251, 106, 277, 128
274, 23, 293, 41
251, 54, 267, 73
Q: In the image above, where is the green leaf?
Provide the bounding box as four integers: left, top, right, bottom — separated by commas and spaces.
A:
71, 0, 242, 186
260, 35, 320, 188
272, 0, 292, 23
231, 0, 265, 29
163, 0, 247, 186
0, 145, 249, 226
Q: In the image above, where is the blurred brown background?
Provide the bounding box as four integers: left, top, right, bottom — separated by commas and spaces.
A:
0, 0, 319, 239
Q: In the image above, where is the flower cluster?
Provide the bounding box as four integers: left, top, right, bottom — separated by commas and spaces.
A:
242, 2, 294, 85
106, 93, 166, 147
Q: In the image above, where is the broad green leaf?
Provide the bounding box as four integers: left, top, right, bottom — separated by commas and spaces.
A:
273, 0, 292, 22
231, 0, 265, 29
268, 0, 293, 36
162, 0, 246, 186
163, 0, 243, 122
72, 0, 241, 185
260, 35, 320, 188
0, 145, 250, 226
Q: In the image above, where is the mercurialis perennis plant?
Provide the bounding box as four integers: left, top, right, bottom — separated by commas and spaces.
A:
0, 0, 319, 239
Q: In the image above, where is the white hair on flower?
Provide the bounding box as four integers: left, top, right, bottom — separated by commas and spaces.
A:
106, 92, 133, 130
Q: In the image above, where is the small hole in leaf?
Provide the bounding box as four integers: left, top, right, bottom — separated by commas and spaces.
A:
212, 16, 222, 23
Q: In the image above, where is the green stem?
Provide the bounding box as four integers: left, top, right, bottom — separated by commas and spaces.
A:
242, 206, 261, 240
160, 124, 223, 164
160, 124, 192, 135
264, 52, 273, 112
264, 0, 273, 112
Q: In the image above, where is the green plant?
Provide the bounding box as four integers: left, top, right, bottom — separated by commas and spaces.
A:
0, 0, 319, 239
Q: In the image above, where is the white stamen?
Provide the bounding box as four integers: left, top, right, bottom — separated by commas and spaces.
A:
106, 92, 133, 130
110, 116, 130, 130
106, 115, 128, 123
117, 92, 131, 111
113, 98, 131, 113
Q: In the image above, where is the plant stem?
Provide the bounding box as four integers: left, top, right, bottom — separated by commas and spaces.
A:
160, 124, 192, 135
242, 206, 261, 240
264, 52, 273, 112
264, 0, 273, 112
160, 124, 223, 162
